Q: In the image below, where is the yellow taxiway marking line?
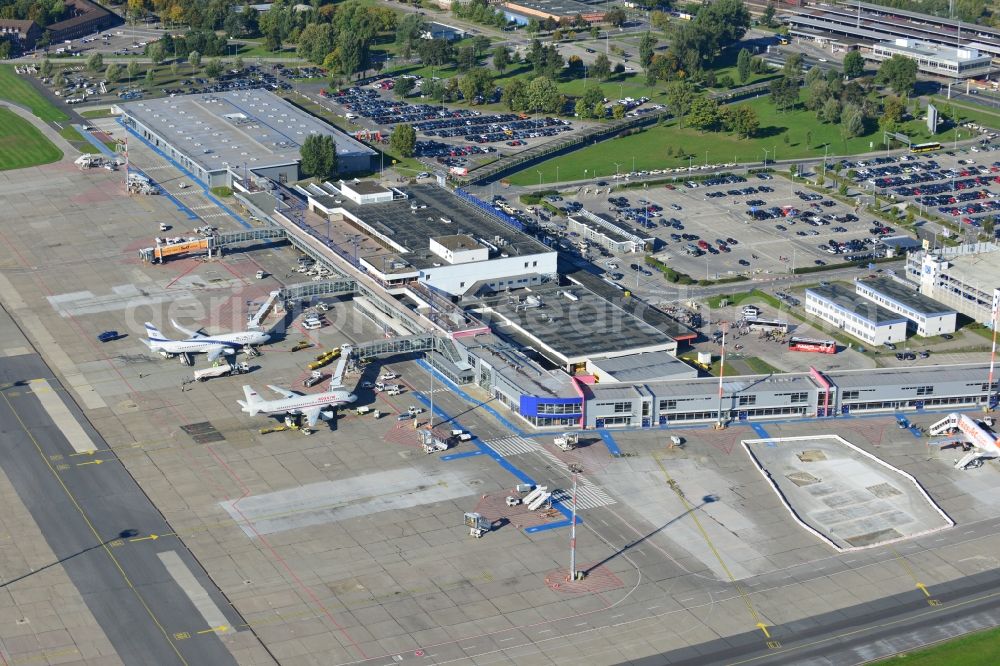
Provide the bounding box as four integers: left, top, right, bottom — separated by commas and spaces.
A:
652, 453, 772, 641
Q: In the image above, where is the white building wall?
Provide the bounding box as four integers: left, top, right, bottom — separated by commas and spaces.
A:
805, 292, 908, 346
854, 284, 957, 336
418, 251, 558, 295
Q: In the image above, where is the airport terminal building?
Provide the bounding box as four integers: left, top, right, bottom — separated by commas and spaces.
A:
236, 177, 1000, 432
118, 90, 376, 189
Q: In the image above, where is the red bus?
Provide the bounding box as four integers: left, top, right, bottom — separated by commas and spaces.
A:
788, 336, 836, 354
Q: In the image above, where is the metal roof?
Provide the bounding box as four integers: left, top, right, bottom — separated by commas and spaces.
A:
119, 89, 375, 176
856, 278, 956, 317
807, 284, 908, 325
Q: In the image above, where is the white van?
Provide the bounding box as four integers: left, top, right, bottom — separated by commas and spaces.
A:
742, 305, 761, 318
303, 319, 322, 330
374, 382, 385, 392
386, 387, 402, 396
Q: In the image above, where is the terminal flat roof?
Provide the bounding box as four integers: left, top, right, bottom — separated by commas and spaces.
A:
590, 352, 697, 383
857, 278, 955, 316
476, 283, 676, 363
807, 284, 908, 325
119, 89, 375, 175
935, 250, 1000, 292
320, 184, 551, 272
873, 39, 990, 63
833, 364, 990, 389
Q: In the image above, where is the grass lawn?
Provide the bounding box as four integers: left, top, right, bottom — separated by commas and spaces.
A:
0, 65, 68, 122
80, 108, 114, 118
930, 95, 1000, 131
872, 625, 1000, 665
58, 125, 84, 142
506, 92, 949, 185
0, 108, 62, 170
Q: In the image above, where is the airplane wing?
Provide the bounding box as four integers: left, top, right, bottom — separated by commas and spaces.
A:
302, 407, 322, 428
267, 385, 299, 399
206, 346, 226, 363
172, 319, 206, 339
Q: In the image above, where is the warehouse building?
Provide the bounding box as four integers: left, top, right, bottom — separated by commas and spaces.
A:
855, 278, 957, 337
503, 0, 606, 24
906, 243, 1000, 324
118, 90, 376, 189
805, 284, 908, 345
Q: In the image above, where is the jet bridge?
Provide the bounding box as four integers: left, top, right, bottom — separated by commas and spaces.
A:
139, 227, 288, 263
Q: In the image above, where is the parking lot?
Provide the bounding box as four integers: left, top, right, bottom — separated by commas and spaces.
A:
47, 23, 165, 58
558, 172, 890, 285
838, 139, 1000, 236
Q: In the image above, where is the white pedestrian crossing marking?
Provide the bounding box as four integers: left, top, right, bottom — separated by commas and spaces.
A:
483, 437, 616, 509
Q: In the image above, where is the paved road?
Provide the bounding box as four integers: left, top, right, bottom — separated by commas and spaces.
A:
0, 350, 245, 665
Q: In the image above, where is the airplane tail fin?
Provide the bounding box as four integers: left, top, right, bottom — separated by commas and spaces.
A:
238, 385, 262, 415
331, 344, 352, 388
144, 322, 170, 342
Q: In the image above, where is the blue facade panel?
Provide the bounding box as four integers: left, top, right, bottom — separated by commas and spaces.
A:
519, 395, 583, 418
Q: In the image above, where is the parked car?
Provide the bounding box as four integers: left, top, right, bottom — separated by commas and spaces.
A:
97, 330, 120, 343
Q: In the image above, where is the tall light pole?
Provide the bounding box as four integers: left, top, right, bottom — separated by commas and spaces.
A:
537, 170, 543, 186
614, 161, 621, 178
568, 470, 580, 581
716, 323, 727, 428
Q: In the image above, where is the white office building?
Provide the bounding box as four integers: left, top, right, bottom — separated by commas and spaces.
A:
806, 284, 908, 346
855, 278, 957, 337
866, 39, 993, 79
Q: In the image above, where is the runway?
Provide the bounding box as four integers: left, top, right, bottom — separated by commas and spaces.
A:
0, 351, 244, 665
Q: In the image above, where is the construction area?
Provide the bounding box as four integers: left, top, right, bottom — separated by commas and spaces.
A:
742, 434, 954, 551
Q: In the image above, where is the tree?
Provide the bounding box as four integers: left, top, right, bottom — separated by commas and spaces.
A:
575, 98, 592, 118
783, 52, 803, 79
473, 35, 491, 56
40, 58, 53, 78
395, 76, 416, 97
843, 50, 864, 79
612, 103, 626, 119
188, 50, 201, 69
639, 32, 657, 68
526, 76, 561, 113
126, 59, 140, 81
459, 68, 494, 104
821, 97, 842, 124
395, 13, 424, 59
390, 123, 416, 157
53, 70, 64, 88
145, 67, 155, 86
526, 18, 541, 35
147, 41, 165, 65
736, 47, 751, 84
300, 134, 337, 179
590, 53, 612, 80
493, 46, 510, 73
205, 58, 223, 79
665, 81, 695, 126
234, 56, 244, 72
726, 104, 759, 138
456, 45, 477, 72
769, 76, 800, 112
105, 63, 121, 84
171, 62, 181, 77
264, 24, 282, 52
502, 78, 528, 111
761, 2, 776, 27
604, 7, 627, 27
876, 54, 917, 97
86, 52, 103, 73
840, 103, 865, 139
879, 96, 905, 133
687, 96, 720, 131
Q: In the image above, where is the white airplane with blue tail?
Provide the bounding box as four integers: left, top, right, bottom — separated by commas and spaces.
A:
143, 320, 270, 362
